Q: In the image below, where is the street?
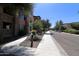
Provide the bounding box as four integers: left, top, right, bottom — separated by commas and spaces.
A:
0, 31, 67, 56
1, 31, 79, 56
52, 31, 79, 56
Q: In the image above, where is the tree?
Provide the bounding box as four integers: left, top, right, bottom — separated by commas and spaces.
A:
59, 20, 63, 31
54, 21, 59, 31
33, 19, 43, 33
54, 20, 63, 31
41, 19, 51, 31
46, 19, 51, 29
33, 19, 51, 34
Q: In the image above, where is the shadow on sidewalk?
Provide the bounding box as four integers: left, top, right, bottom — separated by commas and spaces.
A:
0, 46, 35, 56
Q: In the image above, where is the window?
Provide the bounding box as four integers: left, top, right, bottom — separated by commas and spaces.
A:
3, 22, 11, 30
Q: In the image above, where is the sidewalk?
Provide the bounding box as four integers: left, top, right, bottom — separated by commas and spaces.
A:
0, 31, 67, 56
35, 31, 67, 56
1, 36, 27, 49
0, 36, 36, 56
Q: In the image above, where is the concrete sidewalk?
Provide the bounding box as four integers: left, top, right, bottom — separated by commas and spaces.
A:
35, 31, 67, 56
0, 31, 68, 56
1, 36, 27, 49
0, 36, 36, 56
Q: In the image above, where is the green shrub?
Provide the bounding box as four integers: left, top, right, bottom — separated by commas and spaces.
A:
63, 29, 79, 34
33, 35, 41, 41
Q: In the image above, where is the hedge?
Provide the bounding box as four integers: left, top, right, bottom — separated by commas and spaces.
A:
63, 29, 79, 34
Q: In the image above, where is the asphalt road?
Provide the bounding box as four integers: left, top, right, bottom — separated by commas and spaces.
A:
52, 31, 79, 56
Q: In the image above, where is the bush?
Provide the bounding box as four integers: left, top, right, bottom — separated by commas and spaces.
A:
63, 29, 79, 34
33, 35, 41, 41
29, 35, 41, 41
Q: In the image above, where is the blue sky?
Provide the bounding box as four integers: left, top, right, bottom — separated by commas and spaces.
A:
33, 3, 79, 27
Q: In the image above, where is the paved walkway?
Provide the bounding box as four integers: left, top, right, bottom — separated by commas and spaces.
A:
0, 36, 36, 56
35, 31, 67, 56
0, 31, 67, 56
2, 36, 27, 49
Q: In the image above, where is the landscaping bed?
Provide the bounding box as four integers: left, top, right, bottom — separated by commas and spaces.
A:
20, 34, 43, 48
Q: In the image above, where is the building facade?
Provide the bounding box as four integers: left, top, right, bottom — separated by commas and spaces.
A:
0, 5, 34, 44
0, 6, 14, 41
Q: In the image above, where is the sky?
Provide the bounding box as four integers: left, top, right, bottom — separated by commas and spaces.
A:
33, 3, 79, 28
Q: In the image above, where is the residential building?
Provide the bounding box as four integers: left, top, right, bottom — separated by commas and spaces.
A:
0, 6, 14, 41
0, 5, 34, 44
